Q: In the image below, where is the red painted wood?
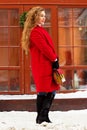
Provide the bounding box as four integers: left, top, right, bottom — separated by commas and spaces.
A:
0, 0, 87, 4
0, 98, 87, 111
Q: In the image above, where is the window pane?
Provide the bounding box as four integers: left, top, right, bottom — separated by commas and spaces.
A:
9, 48, 20, 66
44, 8, 52, 36
59, 48, 73, 66
0, 9, 19, 26
63, 69, 87, 90
73, 8, 87, 27
44, 8, 51, 27
59, 27, 72, 45
0, 48, 8, 66
74, 27, 87, 46
9, 9, 19, 26
0, 10, 8, 26
9, 70, 20, 91
0, 70, 20, 92
30, 70, 35, 92
58, 8, 72, 27
9, 27, 20, 45
0, 70, 8, 91
74, 47, 87, 65
73, 69, 87, 90
63, 69, 73, 90
0, 28, 8, 46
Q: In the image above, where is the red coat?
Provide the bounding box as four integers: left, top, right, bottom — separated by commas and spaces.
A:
30, 25, 60, 92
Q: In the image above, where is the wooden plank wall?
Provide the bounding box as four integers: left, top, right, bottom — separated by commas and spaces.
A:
0, 98, 87, 111
0, 0, 87, 5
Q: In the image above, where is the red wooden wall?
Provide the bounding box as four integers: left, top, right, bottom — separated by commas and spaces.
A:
0, 0, 87, 5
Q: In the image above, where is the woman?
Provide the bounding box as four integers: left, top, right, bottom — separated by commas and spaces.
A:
21, 6, 60, 124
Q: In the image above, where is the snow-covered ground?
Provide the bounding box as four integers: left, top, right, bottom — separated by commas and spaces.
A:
0, 91, 87, 129
0, 110, 87, 130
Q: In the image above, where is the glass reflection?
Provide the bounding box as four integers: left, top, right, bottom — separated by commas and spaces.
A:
58, 27, 72, 45
61, 69, 87, 90
59, 48, 73, 66
73, 69, 87, 90
74, 27, 87, 45
9, 48, 19, 66
73, 8, 87, 27
58, 8, 72, 27
10, 9, 19, 26
0, 9, 19, 26
0, 28, 8, 46
0, 10, 8, 25
58, 7, 87, 91
44, 8, 51, 27
0, 48, 9, 66
74, 47, 87, 65
63, 69, 73, 90
9, 70, 19, 91
30, 70, 36, 91
0, 70, 8, 91
44, 9, 52, 36
9, 27, 20, 45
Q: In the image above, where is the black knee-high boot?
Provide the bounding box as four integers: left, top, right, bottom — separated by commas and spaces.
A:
37, 92, 55, 124
36, 94, 45, 123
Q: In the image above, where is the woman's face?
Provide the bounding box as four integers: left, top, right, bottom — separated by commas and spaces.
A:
37, 10, 46, 26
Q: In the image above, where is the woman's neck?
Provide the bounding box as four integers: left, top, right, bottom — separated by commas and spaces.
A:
37, 24, 42, 27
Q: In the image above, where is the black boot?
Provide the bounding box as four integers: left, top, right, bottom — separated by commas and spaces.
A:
37, 92, 55, 124
36, 94, 45, 123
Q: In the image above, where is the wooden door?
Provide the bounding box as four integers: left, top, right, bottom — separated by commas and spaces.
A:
0, 5, 58, 94
0, 5, 24, 94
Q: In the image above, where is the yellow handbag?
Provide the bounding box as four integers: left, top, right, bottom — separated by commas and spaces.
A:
53, 68, 65, 85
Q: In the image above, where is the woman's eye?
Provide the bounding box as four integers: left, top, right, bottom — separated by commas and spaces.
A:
41, 15, 46, 18
40, 14, 46, 17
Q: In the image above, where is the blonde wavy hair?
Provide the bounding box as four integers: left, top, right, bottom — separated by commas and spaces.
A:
21, 6, 45, 52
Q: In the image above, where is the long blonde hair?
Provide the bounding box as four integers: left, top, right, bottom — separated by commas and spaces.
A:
21, 6, 45, 52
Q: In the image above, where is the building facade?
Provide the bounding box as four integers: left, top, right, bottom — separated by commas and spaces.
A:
0, 0, 87, 94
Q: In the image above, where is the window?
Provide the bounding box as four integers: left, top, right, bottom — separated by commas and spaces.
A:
0, 9, 20, 92
58, 8, 87, 90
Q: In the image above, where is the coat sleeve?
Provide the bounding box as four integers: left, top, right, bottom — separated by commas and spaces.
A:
30, 30, 57, 62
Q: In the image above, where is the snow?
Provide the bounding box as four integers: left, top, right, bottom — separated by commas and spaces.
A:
0, 110, 87, 130
0, 91, 87, 129
0, 90, 87, 100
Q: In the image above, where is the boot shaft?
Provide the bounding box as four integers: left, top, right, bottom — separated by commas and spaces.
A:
36, 92, 55, 124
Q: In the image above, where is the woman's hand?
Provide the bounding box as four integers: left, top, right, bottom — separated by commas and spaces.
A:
52, 59, 59, 70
